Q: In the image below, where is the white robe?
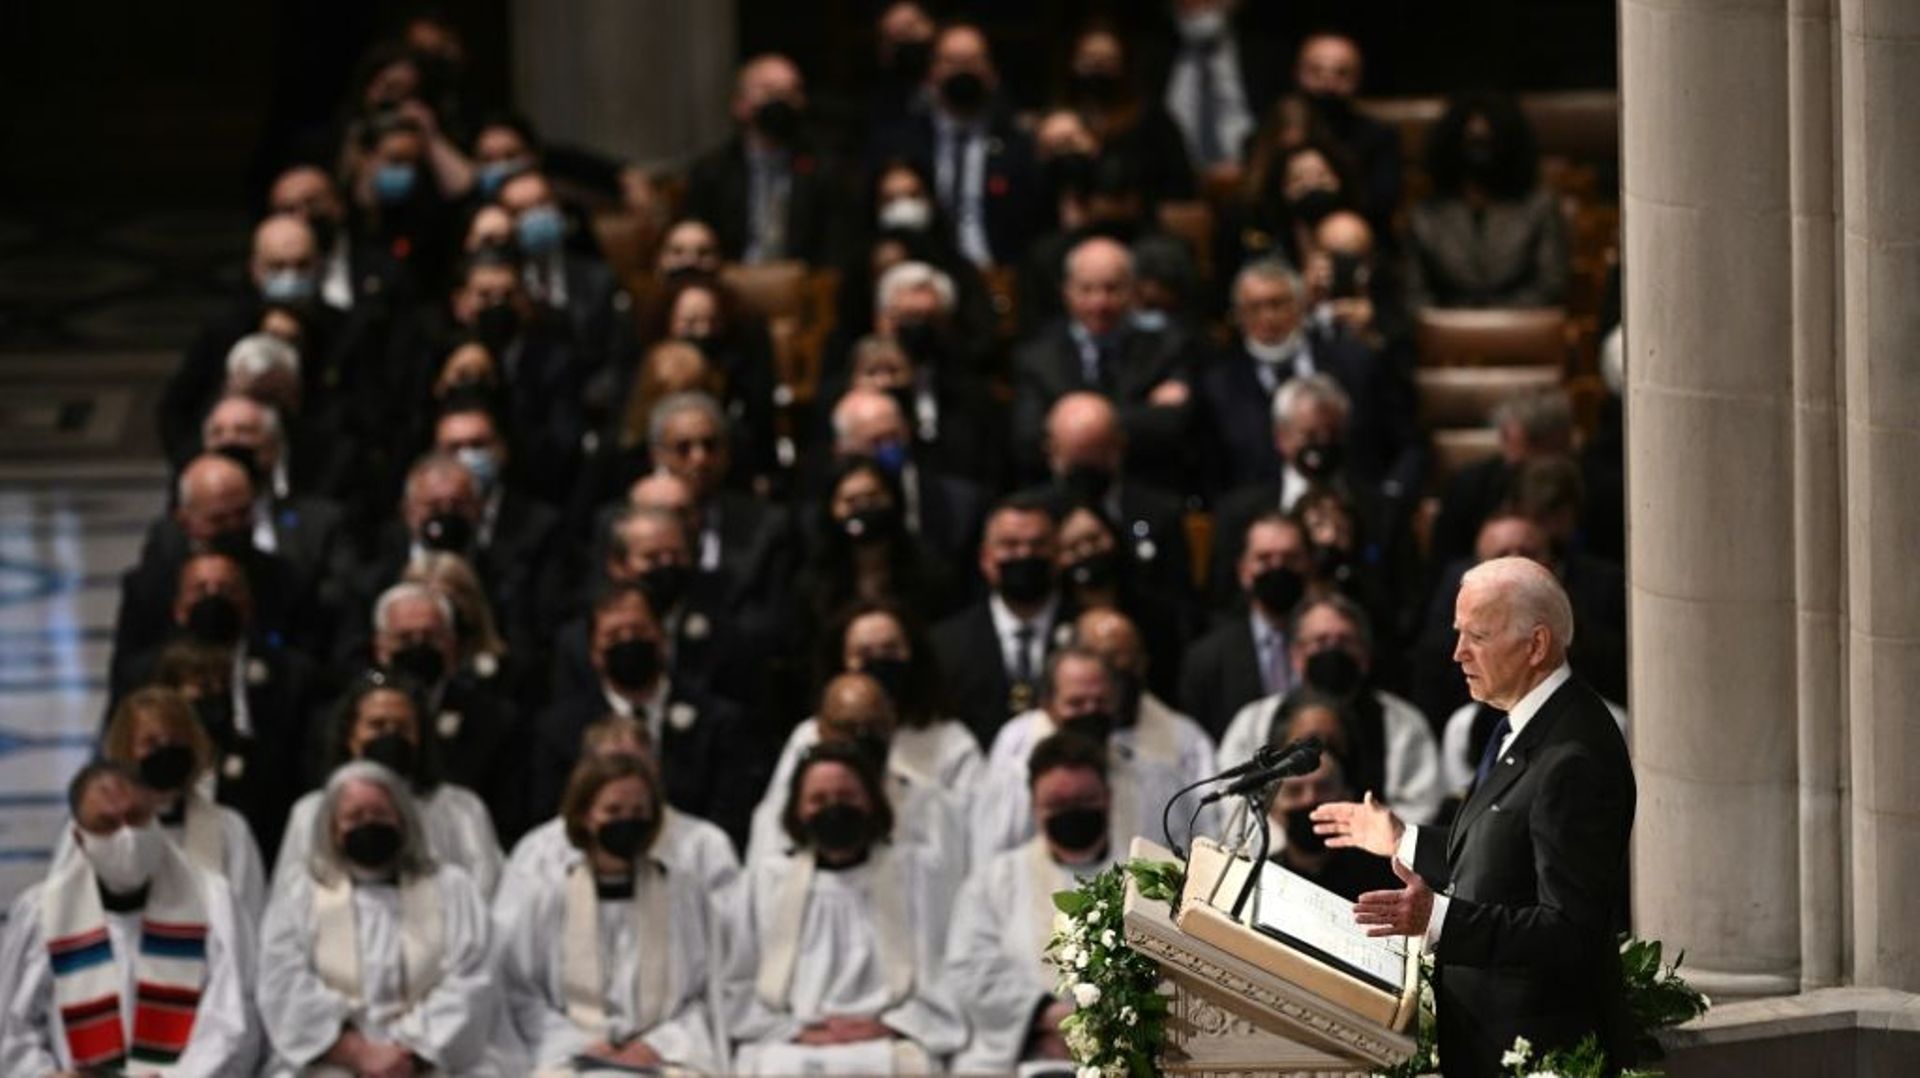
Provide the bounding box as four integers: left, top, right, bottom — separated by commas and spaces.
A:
971, 708, 1194, 868
257, 864, 499, 1075
497, 849, 724, 1073
746, 748, 970, 885
0, 863, 260, 1075
1217, 689, 1444, 826
50, 797, 268, 925
273, 782, 503, 897
760, 717, 984, 797
946, 837, 1115, 1073
494, 808, 741, 930
721, 845, 968, 1073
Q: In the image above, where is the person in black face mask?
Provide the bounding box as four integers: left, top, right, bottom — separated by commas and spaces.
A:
1262, 701, 1398, 902
171, 551, 252, 651
100, 687, 269, 919
1060, 23, 1197, 205
1292, 32, 1402, 232
782, 742, 893, 868
796, 456, 956, 628
402, 452, 485, 560
872, 1, 937, 126
1180, 512, 1318, 740
825, 599, 981, 790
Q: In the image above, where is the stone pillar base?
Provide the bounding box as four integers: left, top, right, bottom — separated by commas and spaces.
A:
1658, 988, 1920, 1076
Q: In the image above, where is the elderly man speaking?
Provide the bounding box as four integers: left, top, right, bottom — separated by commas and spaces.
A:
1312, 557, 1636, 1077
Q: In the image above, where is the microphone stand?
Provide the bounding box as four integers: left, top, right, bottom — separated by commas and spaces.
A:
1229, 777, 1286, 923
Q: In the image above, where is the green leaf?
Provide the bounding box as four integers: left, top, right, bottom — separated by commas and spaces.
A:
1054, 890, 1092, 916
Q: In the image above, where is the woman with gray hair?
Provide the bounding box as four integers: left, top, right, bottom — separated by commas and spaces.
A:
256, 760, 505, 1075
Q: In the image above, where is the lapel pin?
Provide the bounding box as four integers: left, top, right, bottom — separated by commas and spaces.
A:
668, 702, 699, 731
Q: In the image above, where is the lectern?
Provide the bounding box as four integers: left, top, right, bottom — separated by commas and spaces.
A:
1120, 837, 1422, 1077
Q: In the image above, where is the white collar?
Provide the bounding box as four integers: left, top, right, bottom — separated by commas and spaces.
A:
989, 592, 1058, 642
1505, 662, 1572, 741
1279, 465, 1309, 513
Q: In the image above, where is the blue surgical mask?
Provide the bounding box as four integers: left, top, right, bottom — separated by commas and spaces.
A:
515, 204, 565, 255
260, 268, 316, 304
454, 445, 500, 495
475, 158, 528, 200
872, 439, 909, 477
374, 162, 418, 204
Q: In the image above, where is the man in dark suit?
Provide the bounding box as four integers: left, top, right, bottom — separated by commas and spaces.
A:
1294, 32, 1403, 236
1316, 557, 1636, 1077
532, 582, 765, 851
1012, 237, 1194, 490
932, 495, 1075, 749
496, 169, 632, 377
650, 392, 796, 614
685, 53, 847, 267
825, 386, 986, 573
1430, 387, 1578, 575
1202, 257, 1422, 500
267, 164, 418, 317
1178, 511, 1315, 740
1140, 0, 1284, 180
871, 21, 1040, 267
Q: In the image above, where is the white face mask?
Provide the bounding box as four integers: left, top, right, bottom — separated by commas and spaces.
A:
1247, 329, 1304, 365
79, 822, 165, 893
878, 197, 933, 233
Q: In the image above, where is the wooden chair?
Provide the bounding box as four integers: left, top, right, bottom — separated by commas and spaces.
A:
1157, 200, 1216, 285
1415, 307, 1570, 368
1520, 91, 1620, 171
981, 265, 1021, 342
1415, 365, 1563, 431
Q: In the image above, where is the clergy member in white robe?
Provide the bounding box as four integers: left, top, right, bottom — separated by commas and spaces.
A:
948, 732, 1118, 1073
1217, 596, 1443, 826
498, 715, 738, 932
80, 686, 269, 921
0, 762, 258, 1075
257, 760, 502, 1075
973, 646, 1191, 867
272, 674, 503, 896
746, 673, 969, 883
498, 752, 724, 1073
812, 600, 986, 793
722, 741, 967, 1074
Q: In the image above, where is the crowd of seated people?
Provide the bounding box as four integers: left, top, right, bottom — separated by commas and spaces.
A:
0, 3, 1626, 1074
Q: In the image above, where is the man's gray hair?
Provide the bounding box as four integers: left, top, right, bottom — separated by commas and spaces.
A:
1286, 592, 1375, 658
1489, 387, 1573, 441
874, 260, 956, 315
307, 760, 436, 884
373, 581, 454, 637
1462, 555, 1575, 650
1271, 372, 1352, 431
1232, 256, 1303, 306
829, 386, 905, 447
202, 394, 284, 453
225, 332, 301, 383
646, 391, 727, 452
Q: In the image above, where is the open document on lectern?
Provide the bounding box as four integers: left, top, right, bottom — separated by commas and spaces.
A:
1251, 860, 1409, 993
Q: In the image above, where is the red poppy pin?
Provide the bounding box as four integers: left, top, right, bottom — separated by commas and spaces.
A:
988, 174, 1009, 198
795, 155, 815, 176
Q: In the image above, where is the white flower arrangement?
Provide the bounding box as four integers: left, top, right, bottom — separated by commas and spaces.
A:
1045, 861, 1181, 1077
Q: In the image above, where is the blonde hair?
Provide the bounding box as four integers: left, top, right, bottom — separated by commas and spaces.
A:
620, 342, 724, 450
103, 687, 215, 782
403, 551, 507, 663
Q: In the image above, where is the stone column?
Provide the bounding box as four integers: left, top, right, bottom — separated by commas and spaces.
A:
1621, 0, 1802, 1000
510, 0, 737, 169
1839, 0, 1920, 993
1787, 0, 1848, 992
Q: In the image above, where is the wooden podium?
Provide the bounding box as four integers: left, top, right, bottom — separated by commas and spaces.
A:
1120, 838, 1422, 1077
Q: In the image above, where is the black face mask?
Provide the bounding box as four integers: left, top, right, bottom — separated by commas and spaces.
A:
473, 303, 521, 352
995, 556, 1055, 606
307, 214, 340, 255
1295, 441, 1345, 482
604, 638, 663, 693
805, 802, 872, 853
360, 733, 416, 777
1287, 188, 1343, 227
204, 527, 254, 561
420, 511, 475, 554
859, 657, 911, 704
1305, 90, 1354, 130
596, 816, 654, 861
1061, 710, 1113, 743
887, 39, 932, 83
1305, 647, 1365, 699
1065, 549, 1122, 593
893, 319, 941, 364
1461, 138, 1498, 182
1060, 464, 1114, 505
1071, 71, 1125, 106
753, 98, 802, 147
185, 594, 244, 646
138, 744, 196, 792
940, 71, 989, 115
194, 693, 236, 742
845, 731, 891, 775
1251, 565, 1306, 615
1044, 806, 1107, 851
840, 504, 900, 545
342, 821, 403, 869
1284, 805, 1329, 856
388, 643, 447, 688
211, 444, 265, 487
1045, 151, 1097, 200
637, 563, 692, 615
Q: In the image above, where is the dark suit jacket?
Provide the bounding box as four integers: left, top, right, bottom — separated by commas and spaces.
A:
1409, 675, 1636, 1077
110, 535, 310, 685
547, 566, 771, 715
931, 599, 1073, 750
1011, 321, 1194, 489
531, 681, 765, 852
685, 137, 848, 267
1406, 190, 1570, 309
871, 106, 1041, 266
1176, 613, 1272, 741
423, 674, 531, 844
1138, 17, 1285, 159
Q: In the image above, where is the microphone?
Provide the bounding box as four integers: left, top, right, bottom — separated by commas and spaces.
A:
1198, 736, 1324, 806
1201, 740, 1302, 786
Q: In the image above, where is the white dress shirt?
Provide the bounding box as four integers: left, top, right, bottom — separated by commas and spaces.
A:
988, 593, 1057, 683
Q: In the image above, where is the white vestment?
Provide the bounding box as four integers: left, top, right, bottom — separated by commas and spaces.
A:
971, 708, 1193, 867
273, 781, 503, 897
745, 747, 970, 885
946, 836, 1115, 1072
759, 717, 984, 799
721, 845, 967, 1073
497, 848, 724, 1073
494, 808, 740, 929
1218, 689, 1445, 826
257, 863, 500, 1075
0, 854, 259, 1075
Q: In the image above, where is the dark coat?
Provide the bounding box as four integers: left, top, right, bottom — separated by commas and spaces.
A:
684, 136, 849, 266
1176, 613, 1271, 742
1010, 321, 1194, 490
930, 599, 1075, 750
871, 106, 1041, 267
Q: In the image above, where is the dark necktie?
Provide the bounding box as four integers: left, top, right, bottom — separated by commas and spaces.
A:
1472, 714, 1512, 788
1193, 41, 1223, 165
1013, 624, 1036, 684
944, 126, 968, 212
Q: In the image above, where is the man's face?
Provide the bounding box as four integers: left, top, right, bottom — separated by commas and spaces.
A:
837, 395, 910, 457
454, 265, 524, 326
250, 219, 318, 290
654, 411, 727, 498
592, 595, 663, 670
1032, 765, 1109, 852
347, 690, 418, 757
1047, 656, 1114, 723
734, 57, 805, 124
1453, 582, 1541, 710
474, 125, 533, 167
1064, 248, 1133, 338
76, 774, 153, 838
658, 224, 721, 276
1235, 272, 1302, 346
878, 284, 944, 338
405, 468, 480, 533
433, 411, 505, 464
375, 595, 456, 671
851, 346, 913, 393
177, 465, 255, 544
979, 509, 1056, 588
609, 518, 691, 581
331, 778, 401, 850
1476, 517, 1551, 564
1238, 520, 1311, 591
1296, 35, 1362, 98
1275, 399, 1346, 464
1290, 603, 1367, 680
173, 555, 251, 628
204, 399, 277, 472
498, 173, 557, 220
929, 27, 993, 90
268, 169, 344, 238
